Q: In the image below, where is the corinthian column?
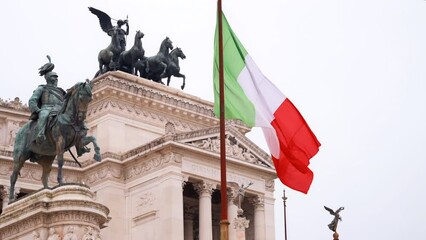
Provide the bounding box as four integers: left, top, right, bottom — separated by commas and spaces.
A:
194, 181, 215, 240
250, 195, 265, 240
227, 183, 240, 240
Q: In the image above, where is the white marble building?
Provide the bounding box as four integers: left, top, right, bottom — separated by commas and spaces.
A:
0, 71, 277, 240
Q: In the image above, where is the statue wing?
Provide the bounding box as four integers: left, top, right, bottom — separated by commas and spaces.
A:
88, 7, 113, 33
324, 206, 335, 215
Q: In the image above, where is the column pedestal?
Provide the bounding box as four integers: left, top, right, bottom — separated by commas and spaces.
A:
0, 184, 110, 240
234, 216, 250, 240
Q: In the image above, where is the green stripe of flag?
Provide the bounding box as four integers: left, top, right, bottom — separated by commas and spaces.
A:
213, 13, 255, 127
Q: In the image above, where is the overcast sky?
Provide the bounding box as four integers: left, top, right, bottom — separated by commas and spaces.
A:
1, 1, 426, 239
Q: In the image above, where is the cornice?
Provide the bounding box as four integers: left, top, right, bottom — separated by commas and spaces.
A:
89, 71, 250, 133
87, 99, 204, 132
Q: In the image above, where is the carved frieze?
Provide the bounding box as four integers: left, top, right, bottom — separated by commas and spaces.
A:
125, 153, 180, 181
189, 135, 271, 168
83, 163, 123, 185
87, 99, 201, 132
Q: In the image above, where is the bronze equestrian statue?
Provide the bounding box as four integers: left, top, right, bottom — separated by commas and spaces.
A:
9, 56, 101, 202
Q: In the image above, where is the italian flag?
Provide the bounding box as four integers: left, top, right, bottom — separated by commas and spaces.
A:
213, 13, 321, 194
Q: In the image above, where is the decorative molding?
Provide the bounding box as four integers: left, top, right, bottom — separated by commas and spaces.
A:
82, 226, 101, 240
83, 163, 123, 185
189, 136, 268, 167
165, 122, 176, 136
137, 192, 155, 213
63, 225, 78, 240
124, 153, 179, 181
133, 210, 157, 225
233, 216, 250, 231
264, 178, 275, 192
87, 99, 201, 132
92, 74, 215, 118
0, 97, 29, 111
0, 185, 109, 240
176, 126, 274, 169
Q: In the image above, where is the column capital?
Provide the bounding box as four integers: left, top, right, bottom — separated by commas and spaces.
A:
194, 180, 216, 196
249, 195, 265, 209
182, 175, 189, 190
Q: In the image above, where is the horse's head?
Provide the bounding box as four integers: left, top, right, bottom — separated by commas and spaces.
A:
162, 37, 174, 51
136, 30, 144, 40
65, 80, 93, 122
77, 80, 93, 107
173, 47, 186, 60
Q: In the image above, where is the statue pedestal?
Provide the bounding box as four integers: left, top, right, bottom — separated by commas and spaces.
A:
0, 184, 110, 240
234, 216, 250, 240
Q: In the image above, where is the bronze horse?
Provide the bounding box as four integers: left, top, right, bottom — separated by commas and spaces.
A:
118, 30, 146, 75
9, 80, 101, 201
96, 29, 123, 76
136, 37, 173, 84
165, 47, 186, 90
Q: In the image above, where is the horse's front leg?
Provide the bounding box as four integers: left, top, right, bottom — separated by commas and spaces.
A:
79, 135, 102, 162
175, 73, 186, 90
56, 153, 65, 185
55, 138, 66, 185
159, 62, 167, 79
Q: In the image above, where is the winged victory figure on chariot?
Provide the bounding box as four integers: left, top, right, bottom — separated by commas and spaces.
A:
89, 7, 129, 76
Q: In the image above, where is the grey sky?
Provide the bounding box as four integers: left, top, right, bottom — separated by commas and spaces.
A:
1, 1, 425, 239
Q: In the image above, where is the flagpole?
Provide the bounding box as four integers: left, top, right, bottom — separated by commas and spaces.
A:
217, 0, 229, 239
283, 189, 288, 240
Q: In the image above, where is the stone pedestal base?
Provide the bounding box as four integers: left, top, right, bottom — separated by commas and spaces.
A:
0, 184, 110, 240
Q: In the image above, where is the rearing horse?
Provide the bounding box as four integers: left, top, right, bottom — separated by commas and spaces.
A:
97, 30, 123, 76
9, 80, 101, 201
165, 47, 186, 90
137, 37, 173, 84
118, 30, 145, 75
